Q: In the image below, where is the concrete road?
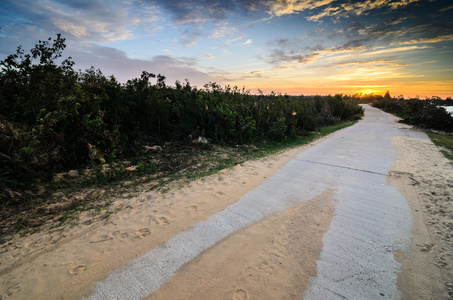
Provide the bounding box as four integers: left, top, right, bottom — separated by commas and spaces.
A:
83, 105, 428, 299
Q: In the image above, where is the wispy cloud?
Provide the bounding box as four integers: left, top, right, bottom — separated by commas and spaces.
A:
307, 0, 422, 21
399, 34, 453, 45
439, 4, 453, 12
67, 44, 226, 85
180, 27, 204, 46
362, 45, 432, 56
266, 38, 366, 67
326, 59, 410, 67
209, 22, 246, 44
154, 0, 336, 23
266, 0, 336, 17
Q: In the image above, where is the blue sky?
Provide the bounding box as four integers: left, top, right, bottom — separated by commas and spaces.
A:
1, 0, 452, 97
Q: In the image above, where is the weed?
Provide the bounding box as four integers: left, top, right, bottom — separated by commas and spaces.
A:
425, 131, 453, 161
440, 150, 453, 161
15, 215, 29, 231
101, 210, 113, 220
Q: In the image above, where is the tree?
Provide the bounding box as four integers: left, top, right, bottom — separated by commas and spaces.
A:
0, 34, 76, 124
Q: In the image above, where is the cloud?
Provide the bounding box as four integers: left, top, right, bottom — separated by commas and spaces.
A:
266, 37, 366, 67
267, 49, 320, 66
307, 0, 422, 22
153, 0, 341, 26
399, 34, 453, 45
362, 45, 431, 56
151, 0, 360, 26
326, 69, 406, 81
266, 0, 336, 17
243, 39, 253, 45
209, 22, 246, 44
67, 44, 226, 86
155, 0, 233, 24
1, 0, 162, 43
388, 0, 420, 9
439, 4, 453, 12
326, 58, 410, 67
384, 15, 407, 26
180, 28, 204, 46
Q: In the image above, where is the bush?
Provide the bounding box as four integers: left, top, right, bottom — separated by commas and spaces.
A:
373, 94, 453, 131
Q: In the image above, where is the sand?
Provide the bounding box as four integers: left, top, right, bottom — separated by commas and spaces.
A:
1, 122, 452, 299
148, 190, 335, 300
0, 139, 322, 300
390, 135, 453, 299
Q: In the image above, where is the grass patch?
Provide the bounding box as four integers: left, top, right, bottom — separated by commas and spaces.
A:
440, 150, 453, 161
426, 131, 453, 161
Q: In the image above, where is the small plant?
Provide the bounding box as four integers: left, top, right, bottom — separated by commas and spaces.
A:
16, 215, 29, 231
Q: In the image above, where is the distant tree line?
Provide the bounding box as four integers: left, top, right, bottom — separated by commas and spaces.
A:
344, 92, 453, 105
0, 35, 363, 195
350, 92, 453, 131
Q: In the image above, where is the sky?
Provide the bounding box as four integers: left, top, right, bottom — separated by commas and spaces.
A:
1, 0, 452, 98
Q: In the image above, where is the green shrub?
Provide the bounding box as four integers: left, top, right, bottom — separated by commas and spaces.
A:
373, 93, 453, 131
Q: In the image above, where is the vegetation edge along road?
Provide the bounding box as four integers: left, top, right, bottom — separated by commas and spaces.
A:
0, 35, 365, 241
1, 120, 357, 243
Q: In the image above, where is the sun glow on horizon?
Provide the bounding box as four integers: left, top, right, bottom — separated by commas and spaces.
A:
357, 89, 381, 95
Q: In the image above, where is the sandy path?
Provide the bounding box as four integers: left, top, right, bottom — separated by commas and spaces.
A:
390, 136, 453, 299
0, 133, 320, 299
1, 105, 452, 299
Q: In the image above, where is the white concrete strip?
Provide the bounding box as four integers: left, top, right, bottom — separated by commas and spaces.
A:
303, 106, 427, 299
82, 105, 426, 299
303, 171, 412, 299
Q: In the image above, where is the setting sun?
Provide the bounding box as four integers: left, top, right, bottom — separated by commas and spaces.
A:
358, 89, 381, 95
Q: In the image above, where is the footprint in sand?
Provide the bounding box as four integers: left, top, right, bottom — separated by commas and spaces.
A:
417, 243, 434, 252
233, 288, 249, 300
111, 231, 129, 239
136, 228, 151, 239
445, 283, 453, 298
69, 264, 87, 275
436, 256, 448, 268
212, 191, 225, 197
2, 284, 22, 298
257, 259, 275, 274
188, 205, 198, 212
155, 216, 170, 226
